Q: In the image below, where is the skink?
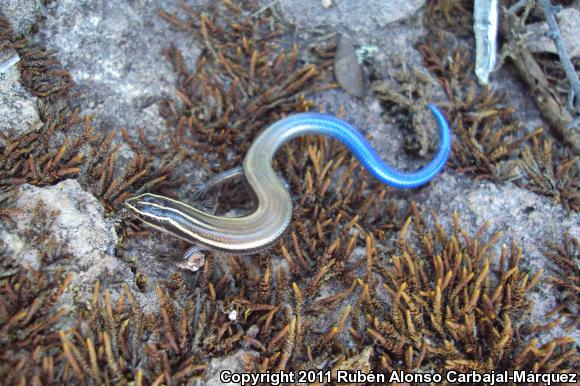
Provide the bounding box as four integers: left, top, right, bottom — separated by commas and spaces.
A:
125, 104, 451, 265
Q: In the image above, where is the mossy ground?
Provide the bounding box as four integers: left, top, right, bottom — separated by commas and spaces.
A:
0, 1, 578, 385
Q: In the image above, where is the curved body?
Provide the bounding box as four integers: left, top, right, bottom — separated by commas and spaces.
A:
125, 104, 451, 254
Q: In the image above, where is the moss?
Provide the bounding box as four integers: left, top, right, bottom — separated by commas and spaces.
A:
363, 206, 577, 373
417, 2, 578, 211
1, 0, 578, 384
0, 109, 89, 192
0, 256, 73, 385
520, 138, 579, 211
544, 232, 579, 330
156, 1, 334, 172
0, 16, 74, 100
418, 32, 542, 182
0, 16, 181, 218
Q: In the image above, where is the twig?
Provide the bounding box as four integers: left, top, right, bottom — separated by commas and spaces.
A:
251, 0, 282, 18
537, 0, 580, 111
565, 116, 580, 130
499, 5, 580, 149
508, 0, 530, 14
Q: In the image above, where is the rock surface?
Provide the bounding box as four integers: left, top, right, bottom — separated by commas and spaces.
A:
7, 180, 119, 283
278, 0, 429, 97
0, 0, 44, 34
0, 49, 42, 135
4, 179, 168, 315
34, 0, 198, 132
203, 349, 259, 386
1, 0, 578, 381
278, 0, 425, 33
0, 180, 123, 328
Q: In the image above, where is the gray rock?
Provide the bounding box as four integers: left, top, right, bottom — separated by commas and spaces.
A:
277, 0, 428, 80
1, 179, 136, 329
0, 0, 44, 34
0, 50, 19, 73
203, 349, 259, 386
0, 49, 42, 136
0, 229, 34, 268
35, 0, 199, 132
8, 179, 119, 289
278, 0, 425, 32
334, 34, 364, 97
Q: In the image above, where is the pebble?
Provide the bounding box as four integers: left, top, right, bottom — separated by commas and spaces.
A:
334, 34, 364, 98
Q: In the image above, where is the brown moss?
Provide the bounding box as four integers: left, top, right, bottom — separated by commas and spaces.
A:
520, 137, 579, 211
360, 205, 578, 374
544, 232, 579, 330
0, 256, 72, 385
0, 16, 181, 218
0, 16, 74, 100
418, 33, 542, 182
0, 109, 90, 192
157, 1, 334, 172
425, 0, 474, 35
418, 2, 579, 211
85, 132, 183, 213
2, 0, 578, 384
55, 283, 208, 385
0, 105, 179, 220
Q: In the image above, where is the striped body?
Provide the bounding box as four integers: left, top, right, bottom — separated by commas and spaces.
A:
125, 105, 451, 254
